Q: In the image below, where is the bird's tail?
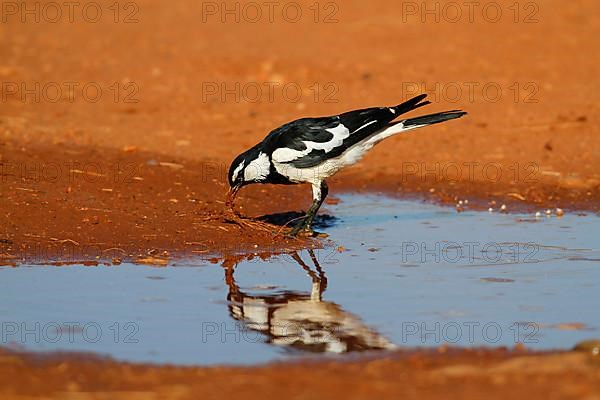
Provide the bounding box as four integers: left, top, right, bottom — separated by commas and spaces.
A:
402, 110, 467, 128
392, 94, 432, 115
366, 107, 467, 146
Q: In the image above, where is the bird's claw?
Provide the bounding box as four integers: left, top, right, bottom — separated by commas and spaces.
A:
287, 226, 328, 239
287, 229, 311, 238
287, 225, 315, 238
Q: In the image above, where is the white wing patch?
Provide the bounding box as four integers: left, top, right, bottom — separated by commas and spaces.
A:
244, 152, 270, 182
272, 123, 350, 163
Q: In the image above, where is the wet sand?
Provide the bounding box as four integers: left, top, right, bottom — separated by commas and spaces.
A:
1, 347, 599, 400
1, 0, 599, 397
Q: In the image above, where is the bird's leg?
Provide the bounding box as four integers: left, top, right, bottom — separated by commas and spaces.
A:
289, 250, 327, 301
305, 181, 329, 230
289, 181, 328, 237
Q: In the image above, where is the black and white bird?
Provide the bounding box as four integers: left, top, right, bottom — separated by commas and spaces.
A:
227, 94, 466, 236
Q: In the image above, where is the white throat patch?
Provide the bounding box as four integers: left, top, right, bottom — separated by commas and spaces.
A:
244, 152, 270, 182
231, 160, 245, 182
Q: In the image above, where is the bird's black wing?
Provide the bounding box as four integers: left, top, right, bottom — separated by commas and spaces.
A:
265, 94, 430, 168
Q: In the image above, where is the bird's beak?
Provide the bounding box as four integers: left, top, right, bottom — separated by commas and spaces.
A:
226, 183, 242, 208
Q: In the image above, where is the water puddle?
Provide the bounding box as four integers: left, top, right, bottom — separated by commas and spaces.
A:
1, 195, 599, 365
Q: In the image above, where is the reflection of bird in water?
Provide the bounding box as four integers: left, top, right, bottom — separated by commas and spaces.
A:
224, 250, 396, 353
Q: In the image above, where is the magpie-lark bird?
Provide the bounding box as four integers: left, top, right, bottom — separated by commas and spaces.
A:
227, 94, 466, 236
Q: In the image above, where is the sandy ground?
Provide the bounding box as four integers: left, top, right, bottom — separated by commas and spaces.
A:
2, 0, 599, 262
1, 347, 600, 400
1, 0, 599, 397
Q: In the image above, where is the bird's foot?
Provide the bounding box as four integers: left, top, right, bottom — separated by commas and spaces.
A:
287, 225, 328, 239
287, 208, 328, 238
287, 225, 313, 238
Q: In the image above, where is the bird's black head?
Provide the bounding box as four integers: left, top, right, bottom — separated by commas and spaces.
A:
227, 146, 271, 201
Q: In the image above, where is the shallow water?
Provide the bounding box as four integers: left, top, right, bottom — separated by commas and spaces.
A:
1, 195, 599, 365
